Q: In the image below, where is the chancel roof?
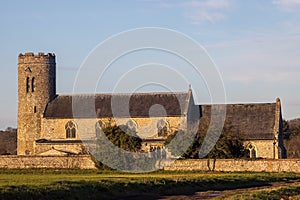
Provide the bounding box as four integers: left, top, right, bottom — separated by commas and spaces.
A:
200, 103, 277, 140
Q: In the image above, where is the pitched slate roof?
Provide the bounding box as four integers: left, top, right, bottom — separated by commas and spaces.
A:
200, 103, 277, 140
44, 92, 188, 119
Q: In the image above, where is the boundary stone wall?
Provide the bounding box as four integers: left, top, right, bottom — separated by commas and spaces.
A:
1, 157, 300, 172
0, 155, 97, 169
164, 159, 300, 173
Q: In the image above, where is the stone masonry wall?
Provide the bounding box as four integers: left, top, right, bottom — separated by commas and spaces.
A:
39, 117, 184, 155
1, 156, 300, 172
0, 155, 96, 169
35, 143, 84, 155
41, 116, 184, 141
164, 159, 300, 173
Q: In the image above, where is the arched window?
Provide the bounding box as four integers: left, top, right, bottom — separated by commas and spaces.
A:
247, 143, 257, 158
126, 119, 137, 133
65, 121, 76, 138
31, 77, 35, 92
157, 119, 168, 137
26, 77, 30, 93
95, 120, 105, 138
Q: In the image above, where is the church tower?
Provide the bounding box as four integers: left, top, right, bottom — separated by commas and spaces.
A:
17, 52, 56, 155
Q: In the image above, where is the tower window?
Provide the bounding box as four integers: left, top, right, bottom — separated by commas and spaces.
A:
65, 121, 77, 138
26, 77, 30, 93
31, 77, 35, 92
34, 106, 37, 113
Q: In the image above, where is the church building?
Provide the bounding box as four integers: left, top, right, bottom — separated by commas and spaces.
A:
17, 52, 286, 159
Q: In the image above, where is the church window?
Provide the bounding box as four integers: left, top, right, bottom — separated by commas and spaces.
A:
31, 77, 35, 92
95, 120, 105, 138
157, 119, 168, 137
34, 106, 37, 113
65, 121, 76, 138
126, 119, 137, 133
247, 143, 257, 158
26, 77, 30, 93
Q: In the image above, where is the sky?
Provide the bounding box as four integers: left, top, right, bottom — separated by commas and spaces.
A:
0, 0, 300, 130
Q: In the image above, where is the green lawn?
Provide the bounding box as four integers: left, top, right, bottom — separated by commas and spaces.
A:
0, 169, 299, 199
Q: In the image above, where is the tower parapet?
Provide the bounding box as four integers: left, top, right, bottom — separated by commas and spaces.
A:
18, 52, 56, 64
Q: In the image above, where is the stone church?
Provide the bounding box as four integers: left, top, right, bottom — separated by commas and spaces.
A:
17, 52, 286, 159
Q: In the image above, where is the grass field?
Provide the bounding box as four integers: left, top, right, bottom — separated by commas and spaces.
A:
0, 169, 299, 199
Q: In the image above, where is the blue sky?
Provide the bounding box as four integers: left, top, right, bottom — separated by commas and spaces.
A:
0, 0, 300, 129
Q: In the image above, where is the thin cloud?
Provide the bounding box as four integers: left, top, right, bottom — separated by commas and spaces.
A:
207, 33, 300, 85
273, 0, 300, 12
181, 0, 233, 24
185, 0, 233, 24
185, 10, 226, 24
140, 0, 234, 24
204, 33, 300, 49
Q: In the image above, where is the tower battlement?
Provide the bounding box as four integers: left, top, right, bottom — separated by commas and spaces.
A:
18, 52, 56, 64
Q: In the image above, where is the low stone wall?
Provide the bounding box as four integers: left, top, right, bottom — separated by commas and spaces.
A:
164, 159, 300, 173
2, 156, 300, 172
0, 155, 97, 169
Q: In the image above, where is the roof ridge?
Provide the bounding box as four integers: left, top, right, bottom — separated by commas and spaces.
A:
201, 102, 276, 106
57, 91, 188, 97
